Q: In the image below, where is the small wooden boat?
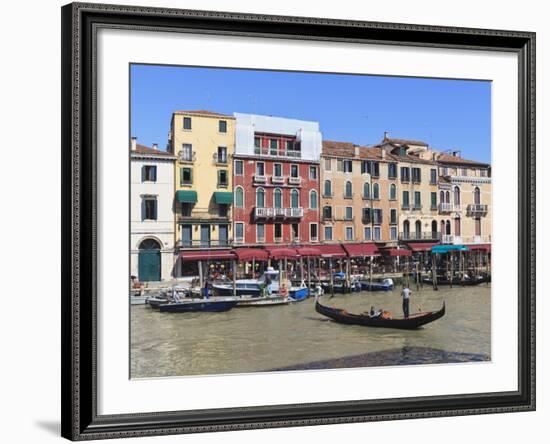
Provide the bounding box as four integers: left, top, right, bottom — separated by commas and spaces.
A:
315, 298, 445, 330
360, 278, 394, 292
158, 297, 238, 313
236, 295, 292, 307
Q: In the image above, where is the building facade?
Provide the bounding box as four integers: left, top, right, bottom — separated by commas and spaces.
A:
168, 110, 236, 275
232, 113, 321, 246
130, 139, 176, 281
320, 141, 399, 246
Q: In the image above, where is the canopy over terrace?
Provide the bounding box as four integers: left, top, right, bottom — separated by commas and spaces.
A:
265, 247, 298, 260
314, 244, 347, 258
295, 246, 322, 257
384, 248, 412, 257
179, 250, 236, 261
342, 243, 380, 257
407, 242, 439, 252
467, 244, 491, 253
431, 245, 469, 254
232, 248, 269, 262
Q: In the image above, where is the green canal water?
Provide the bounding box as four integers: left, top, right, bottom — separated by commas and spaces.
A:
130, 284, 491, 378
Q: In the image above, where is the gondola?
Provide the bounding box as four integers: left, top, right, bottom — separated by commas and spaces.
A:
315, 298, 445, 330
422, 274, 490, 286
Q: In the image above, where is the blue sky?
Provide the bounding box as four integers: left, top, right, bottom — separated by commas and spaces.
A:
131, 64, 491, 163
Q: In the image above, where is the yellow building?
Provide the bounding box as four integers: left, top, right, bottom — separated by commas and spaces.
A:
168, 110, 235, 255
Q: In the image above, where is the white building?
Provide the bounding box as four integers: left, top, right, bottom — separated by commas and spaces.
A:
130, 137, 176, 282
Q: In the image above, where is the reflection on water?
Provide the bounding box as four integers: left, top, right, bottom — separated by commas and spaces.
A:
130, 285, 491, 378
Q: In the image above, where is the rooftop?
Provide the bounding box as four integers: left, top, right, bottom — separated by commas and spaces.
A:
173, 110, 235, 119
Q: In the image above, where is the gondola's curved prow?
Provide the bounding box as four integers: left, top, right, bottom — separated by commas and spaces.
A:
315, 296, 445, 330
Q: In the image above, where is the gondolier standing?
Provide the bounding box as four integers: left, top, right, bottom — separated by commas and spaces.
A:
401, 285, 411, 319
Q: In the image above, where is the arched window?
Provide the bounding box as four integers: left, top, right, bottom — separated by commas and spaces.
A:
373, 183, 380, 199
273, 188, 282, 208
474, 187, 481, 205
291, 189, 299, 208
389, 184, 396, 200
431, 220, 438, 236
445, 220, 451, 235
324, 180, 332, 197
454, 186, 461, 205
415, 220, 422, 237
235, 186, 244, 208
309, 190, 318, 209
454, 217, 461, 236
403, 220, 410, 237
256, 188, 265, 208
440, 220, 445, 236
139, 238, 161, 250
363, 182, 370, 199
440, 190, 445, 204
445, 191, 450, 203
345, 181, 352, 198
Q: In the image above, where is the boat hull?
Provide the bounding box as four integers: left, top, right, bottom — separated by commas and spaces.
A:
159, 299, 238, 313
360, 282, 394, 291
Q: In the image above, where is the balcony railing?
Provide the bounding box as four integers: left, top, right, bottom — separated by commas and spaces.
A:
178, 150, 196, 163
467, 204, 489, 216
288, 176, 302, 185
438, 202, 454, 213
253, 175, 267, 183
178, 239, 232, 249
412, 204, 423, 210
399, 232, 440, 241
254, 207, 304, 219
213, 152, 228, 164
271, 176, 285, 184
253, 147, 302, 159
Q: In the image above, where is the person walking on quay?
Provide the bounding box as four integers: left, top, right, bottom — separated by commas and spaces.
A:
401, 285, 411, 319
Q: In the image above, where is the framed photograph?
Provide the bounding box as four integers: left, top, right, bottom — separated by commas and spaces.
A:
61, 2, 535, 440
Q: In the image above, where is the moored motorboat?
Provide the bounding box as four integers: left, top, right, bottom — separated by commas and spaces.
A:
158, 297, 238, 313
315, 297, 445, 329
360, 278, 394, 292
236, 295, 292, 307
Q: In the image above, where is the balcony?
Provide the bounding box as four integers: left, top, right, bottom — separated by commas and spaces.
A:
438, 202, 454, 213
412, 204, 423, 211
467, 204, 489, 216
254, 207, 304, 219
178, 239, 232, 249
399, 232, 440, 241
441, 234, 459, 244
288, 176, 302, 185
178, 150, 196, 163
253, 147, 302, 159
212, 152, 228, 165
271, 176, 285, 184
253, 175, 267, 184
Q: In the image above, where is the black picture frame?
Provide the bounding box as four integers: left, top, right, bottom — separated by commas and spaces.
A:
61, 2, 536, 440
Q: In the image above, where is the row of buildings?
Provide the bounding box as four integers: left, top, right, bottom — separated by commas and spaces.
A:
131, 110, 491, 282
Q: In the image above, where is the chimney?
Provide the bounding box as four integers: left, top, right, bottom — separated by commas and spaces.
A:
152, 143, 158, 150
354, 145, 359, 157
384, 131, 389, 141
131, 137, 137, 151
381, 149, 386, 159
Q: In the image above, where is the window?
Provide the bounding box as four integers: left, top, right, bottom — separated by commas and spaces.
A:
390, 226, 397, 240
181, 143, 193, 161
270, 139, 278, 154
371, 162, 380, 177
309, 190, 318, 209
389, 184, 397, 200
344, 181, 353, 198
274, 188, 282, 208
399, 147, 407, 157
274, 163, 282, 178
480, 169, 488, 177
274, 223, 282, 240
343, 160, 353, 173
372, 183, 380, 199
292, 223, 299, 241
323, 206, 333, 220
142, 197, 157, 220
235, 223, 244, 243
142, 165, 157, 182
218, 120, 227, 133
401, 167, 410, 182
234, 160, 243, 175
219, 205, 228, 218
183, 116, 191, 130
256, 188, 265, 207
373, 226, 381, 241
430, 168, 437, 184
388, 163, 397, 179
324, 158, 332, 171
337, 159, 344, 172
180, 167, 192, 185
254, 137, 261, 154
474, 187, 481, 205
431, 192, 437, 209
324, 226, 333, 241
309, 166, 318, 180
454, 186, 461, 205
361, 161, 368, 174
403, 220, 410, 237
363, 183, 370, 199
286, 140, 294, 151
290, 164, 299, 178
310, 223, 318, 241
454, 218, 461, 236
256, 162, 265, 176
373, 209, 383, 224
415, 220, 422, 236
364, 227, 372, 240
475, 218, 481, 236
402, 191, 410, 209
217, 146, 227, 163
345, 227, 354, 241
362, 208, 371, 223
283, 190, 295, 210
412, 167, 421, 183
390, 209, 397, 224
414, 191, 421, 208
324, 180, 332, 197
361, 161, 379, 176
235, 187, 244, 208
461, 168, 468, 176
256, 224, 265, 243
181, 203, 192, 217
218, 170, 228, 187
345, 207, 353, 220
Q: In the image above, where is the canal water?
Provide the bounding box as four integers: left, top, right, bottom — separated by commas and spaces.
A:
130, 284, 491, 378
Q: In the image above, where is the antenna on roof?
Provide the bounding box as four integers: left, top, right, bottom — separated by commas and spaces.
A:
384, 131, 389, 141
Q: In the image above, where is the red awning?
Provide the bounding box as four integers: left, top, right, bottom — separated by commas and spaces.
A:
315, 244, 347, 258
266, 247, 298, 260
385, 248, 412, 257
407, 242, 439, 252
232, 248, 268, 261
296, 247, 322, 257
342, 243, 380, 257
467, 244, 491, 252
179, 250, 236, 262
